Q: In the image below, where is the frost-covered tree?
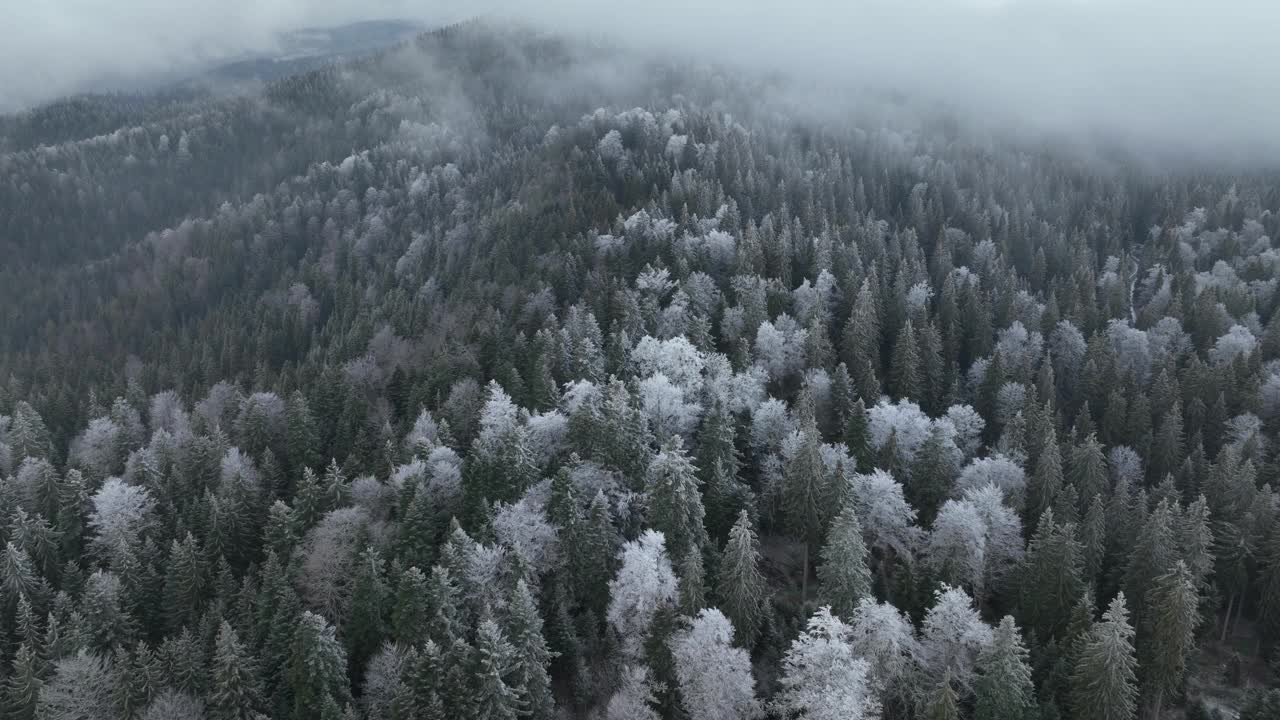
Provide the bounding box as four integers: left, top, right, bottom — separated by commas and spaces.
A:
607, 665, 661, 720
772, 607, 880, 720
287, 611, 351, 719
920, 585, 993, 693
847, 598, 922, 714
608, 530, 678, 658
37, 652, 115, 720
646, 440, 707, 562
87, 477, 154, 556
974, 616, 1036, 720
670, 608, 761, 720
717, 510, 766, 647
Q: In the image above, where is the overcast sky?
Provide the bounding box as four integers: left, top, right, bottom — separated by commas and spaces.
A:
4, 0, 1277, 164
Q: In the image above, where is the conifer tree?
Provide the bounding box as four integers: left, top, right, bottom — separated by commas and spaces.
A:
3, 643, 41, 720
817, 504, 872, 619
645, 439, 707, 563
926, 671, 962, 720
717, 510, 766, 647
1070, 593, 1138, 720
163, 532, 207, 633
470, 619, 523, 720
1028, 427, 1064, 528
346, 547, 389, 682
783, 397, 832, 604
503, 580, 555, 720
1019, 509, 1084, 642
891, 319, 922, 401
1140, 561, 1198, 720
287, 612, 351, 720
975, 616, 1037, 720
909, 423, 956, 525
209, 622, 265, 720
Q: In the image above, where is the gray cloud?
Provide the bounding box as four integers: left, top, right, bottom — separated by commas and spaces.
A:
5, 0, 1278, 165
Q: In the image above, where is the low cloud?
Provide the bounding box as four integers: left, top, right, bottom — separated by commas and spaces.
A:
5, 0, 1277, 166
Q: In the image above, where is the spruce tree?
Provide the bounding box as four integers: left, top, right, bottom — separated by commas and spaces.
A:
975, 616, 1037, 720
1140, 561, 1198, 720
817, 503, 872, 619
1070, 593, 1138, 720
346, 547, 389, 682
209, 622, 265, 720
1019, 509, 1084, 642
471, 619, 523, 720
163, 532, 208, 633
890, 319, 922, 400
717, 510, 766, 648
926, 671, 962, 720
3, 644, 41, 720
645, 439, 707, 564
287, 612, 351, 720
503, 580, 555, 720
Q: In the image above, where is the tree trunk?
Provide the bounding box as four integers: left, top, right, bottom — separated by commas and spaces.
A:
1220, 593, 1234, 643
801, 543, 809, 609
1150, 689, 1163, 720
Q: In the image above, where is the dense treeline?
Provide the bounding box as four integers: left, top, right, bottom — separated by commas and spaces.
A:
1, 20, 1279, 720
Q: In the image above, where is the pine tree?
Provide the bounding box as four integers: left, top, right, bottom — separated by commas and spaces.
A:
844, 398, 872, 471
209, 622, 264, 720
346, 547, 389, 683
909, 423, 956, 525
1070, 593, 1138, 720
783, 400, 832, 604
717, 510, 766, 648
817, 504, 872, 619
1068, 434, 1108, 513
1140, 561, 1198, 720
1124, 499, 1177, 625
975, 616, 1037, 720
471, 619, 523, 720
286, 391, 321, 477
645, 439, 707, 563
1028, 427, 1064, 528
3, 643, 41, 720
392, 565, 431, 648
287, 612, 351, 720
890, 319, 922, 400
1019, 508, 1084, 642
926, 671, 962, 720
163, 532, 208, 633
503, 580, 555, 720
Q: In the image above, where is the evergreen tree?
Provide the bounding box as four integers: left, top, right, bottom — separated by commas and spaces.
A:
717, 510, 766, 648
162, 532, 207, 633
926, 671, 962, 720
287, 612, 351, 720
470, 619, 523, 720
783, 399, 832, 604
890, 319, 922, 401
3, 644, 41, 720
1140, 561, 1198, 720
503, 580, 555, 720
909, 423, 956, 525
975, 616, 1037, 720
209, 622, 265, 720
1070, 593, 1138, 720
1019, 509, 1084, 642
817, 503, 872, 619
346, 547, 389, 683
645, 439, 707, 564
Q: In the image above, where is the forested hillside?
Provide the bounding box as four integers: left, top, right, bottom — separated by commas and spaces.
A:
1, 20, 1278, 720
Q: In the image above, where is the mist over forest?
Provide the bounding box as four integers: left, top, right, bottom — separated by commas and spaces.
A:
0, 5, 1278, 720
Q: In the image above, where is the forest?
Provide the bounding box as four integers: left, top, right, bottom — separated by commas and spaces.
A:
0, 18, 1279, 720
